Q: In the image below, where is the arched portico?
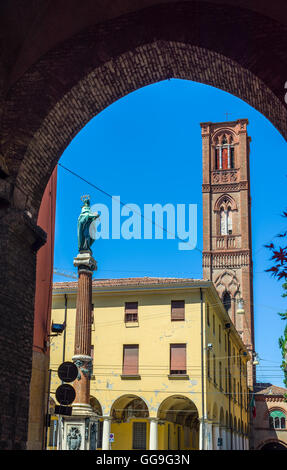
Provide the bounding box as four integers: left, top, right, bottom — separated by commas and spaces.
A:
0, 1, 287, 449
90, 396, 102, 416
108, 395, 150, 450
157, 395, 199, 450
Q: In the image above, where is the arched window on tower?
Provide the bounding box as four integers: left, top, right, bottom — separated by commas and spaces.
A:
220, 208, 227, 235
230, 147, 235, 169
213, 133, 235, 170
222, 292, 232, 317
220, 208, 233, 235
227, 206, 232, 234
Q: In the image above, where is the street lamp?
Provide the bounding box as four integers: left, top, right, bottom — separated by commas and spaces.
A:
236, 298, 245, 315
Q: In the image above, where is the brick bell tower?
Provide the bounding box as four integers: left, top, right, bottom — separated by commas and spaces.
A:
201, 119, 255, 387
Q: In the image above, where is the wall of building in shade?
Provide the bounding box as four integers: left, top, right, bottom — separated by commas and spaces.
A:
48, 278, 251, 450
27, 167, 57, 450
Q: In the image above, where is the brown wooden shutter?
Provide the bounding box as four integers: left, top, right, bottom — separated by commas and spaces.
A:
170, 344, 186, 374
171, 300, 185, 321
125, 302, 138, 322
123, 345, 139, 375
222, 147, 228, 169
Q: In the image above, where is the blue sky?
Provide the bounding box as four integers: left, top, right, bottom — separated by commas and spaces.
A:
54, 79, 287, 387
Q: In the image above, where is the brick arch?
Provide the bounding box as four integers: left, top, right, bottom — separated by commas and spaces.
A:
256, 438, 287, 450
214, 194, 238, 213
212, 129, 238, 145
0, 1, 286, 218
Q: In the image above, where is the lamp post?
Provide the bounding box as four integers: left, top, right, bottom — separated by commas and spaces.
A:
236, 298, 245, 315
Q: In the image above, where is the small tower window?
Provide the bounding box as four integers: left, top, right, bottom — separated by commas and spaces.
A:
220, 205, 232, 235
220, 208, 227, 235
227, 207, 232, 234
230, 147, 235, 168
223, 292, 232, 316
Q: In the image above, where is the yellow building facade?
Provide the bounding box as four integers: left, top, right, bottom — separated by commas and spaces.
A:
48, 277, 251, 450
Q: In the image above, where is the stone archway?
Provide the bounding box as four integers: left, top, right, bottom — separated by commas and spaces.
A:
1, 0, 287, 450
157, 395, 199, 450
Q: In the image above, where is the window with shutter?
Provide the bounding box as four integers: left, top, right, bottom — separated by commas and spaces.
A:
125, 302, 138, 323
122, 345, 139, 375
170, 344, 186, 375
171, 300, 185, 321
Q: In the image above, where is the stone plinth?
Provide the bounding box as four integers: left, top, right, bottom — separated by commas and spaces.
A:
58, 415, 100, 450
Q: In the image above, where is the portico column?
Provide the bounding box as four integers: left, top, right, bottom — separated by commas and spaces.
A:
225, 428, 231, 450
221, 427, 226, 450
199, 419, 204, 450
102, 417, 112, 450
232, 432, 237, 450
245, 436, 249, 450
149, 418, 159, 450
199, 419, 213, 450
213, 424, 220, 450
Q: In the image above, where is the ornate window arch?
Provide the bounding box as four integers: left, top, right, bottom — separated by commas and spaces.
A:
214, 195, 237, 236
269, 410, 286, 429
212, 130, 236, 170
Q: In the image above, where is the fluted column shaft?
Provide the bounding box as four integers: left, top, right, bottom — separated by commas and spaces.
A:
72, 252, 97, 411
73, 269, 93, 405
74, 270, 92, 356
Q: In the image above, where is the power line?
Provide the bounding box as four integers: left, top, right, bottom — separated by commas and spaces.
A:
58, 162, 202, 253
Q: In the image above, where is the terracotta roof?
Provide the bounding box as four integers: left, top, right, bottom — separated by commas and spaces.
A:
255, 383, 287, 395
53, 277, 205, 291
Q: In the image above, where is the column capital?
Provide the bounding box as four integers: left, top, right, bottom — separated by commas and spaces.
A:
74, 251, 97, 272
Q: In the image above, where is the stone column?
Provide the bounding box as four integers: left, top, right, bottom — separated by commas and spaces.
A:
245, 436, 249, 450
213, 424, 220, 450
225, 428, 231, 450
72, 251, 97, 415
102, 417, 112, 450
232, 432, 237, 450
149, 418, 158, 450
199, 418, 212, 450
221, 427, 226, 450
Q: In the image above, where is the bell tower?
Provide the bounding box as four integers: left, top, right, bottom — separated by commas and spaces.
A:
201, 119, 255, 387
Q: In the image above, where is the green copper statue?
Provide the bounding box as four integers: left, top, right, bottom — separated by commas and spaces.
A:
77, 195, 99, 252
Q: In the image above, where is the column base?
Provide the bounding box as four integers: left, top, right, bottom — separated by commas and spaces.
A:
72, 403, 94, 416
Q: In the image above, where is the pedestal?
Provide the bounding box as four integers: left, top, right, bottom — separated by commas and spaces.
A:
59, 415, 100, 450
